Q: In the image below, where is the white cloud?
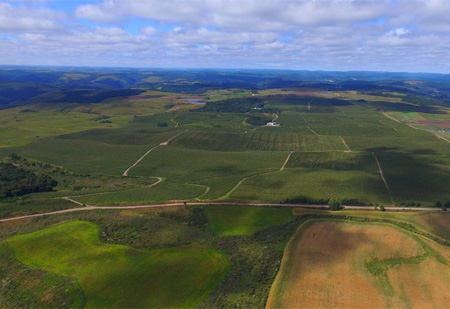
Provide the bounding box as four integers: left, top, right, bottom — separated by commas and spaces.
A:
0, 2, 65, 32
1, 0, 450, 72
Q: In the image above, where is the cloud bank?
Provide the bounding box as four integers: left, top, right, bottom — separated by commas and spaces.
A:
1, 0, 450, 72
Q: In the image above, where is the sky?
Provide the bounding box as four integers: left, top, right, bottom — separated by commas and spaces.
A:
1, 0, 450, 73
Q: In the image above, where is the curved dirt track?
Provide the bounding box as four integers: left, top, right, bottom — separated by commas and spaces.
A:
122, 130, 188, 176
0, 201, 440, 223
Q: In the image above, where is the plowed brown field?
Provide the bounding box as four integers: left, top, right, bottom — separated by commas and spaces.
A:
267, 221, 449, 308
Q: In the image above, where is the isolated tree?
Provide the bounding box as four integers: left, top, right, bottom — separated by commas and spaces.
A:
328, 199, 342, 211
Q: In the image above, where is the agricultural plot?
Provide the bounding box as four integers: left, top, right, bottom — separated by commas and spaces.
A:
58, 127, 177, 145
75, 181, 206, 205
299, 109, 409, 137
0, 198, 76, 219
7, 221, 228, 308
173, 112, 246, 129
171, 130, 346, 152
8, 138, 151, 175
285, 151, 377, 172
230, 168, 390, 204
376, 151, 450, 204
267, 220, 450, 308
129, 146, 286, 197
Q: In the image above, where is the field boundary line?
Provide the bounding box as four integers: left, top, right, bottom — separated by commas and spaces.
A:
307, 127, 320, 136
339, 136, 351, 152
372, 152, 392, 202
122, 130, 188, 176
280, 151, 294, 171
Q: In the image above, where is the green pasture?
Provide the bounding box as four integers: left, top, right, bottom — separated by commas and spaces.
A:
7, 221, 228, 308
205, 206, 294, 236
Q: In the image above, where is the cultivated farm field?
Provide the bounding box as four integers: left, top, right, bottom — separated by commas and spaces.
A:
267, 220, 450, 308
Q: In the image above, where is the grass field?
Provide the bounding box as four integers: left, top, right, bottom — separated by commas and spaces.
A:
267, 220, 450, 308
204, 206, 294, 236
7, 221, 228, 308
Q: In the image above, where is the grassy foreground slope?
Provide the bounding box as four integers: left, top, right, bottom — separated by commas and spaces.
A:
267, 220, 450, 308
7, 221, 228, 308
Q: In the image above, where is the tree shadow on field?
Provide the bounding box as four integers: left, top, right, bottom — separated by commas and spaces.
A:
294, 221, 373, 267
363, 147, 450, 203
366, 101, 446, 114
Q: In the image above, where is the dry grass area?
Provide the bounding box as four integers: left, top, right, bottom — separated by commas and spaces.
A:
267, 220, 449, 308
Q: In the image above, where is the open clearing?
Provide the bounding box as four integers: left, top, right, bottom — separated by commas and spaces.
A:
7, 221, 228, 308
267, 220, 450, 308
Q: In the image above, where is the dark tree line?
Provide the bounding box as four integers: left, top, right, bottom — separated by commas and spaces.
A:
0, 162, 57, 199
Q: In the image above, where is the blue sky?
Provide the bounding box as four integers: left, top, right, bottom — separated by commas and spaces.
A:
1, 0, 450, 73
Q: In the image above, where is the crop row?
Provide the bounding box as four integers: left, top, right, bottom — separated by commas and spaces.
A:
171, 131, 346, 152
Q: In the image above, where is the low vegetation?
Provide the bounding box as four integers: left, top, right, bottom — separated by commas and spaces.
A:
7, 221, 228, 308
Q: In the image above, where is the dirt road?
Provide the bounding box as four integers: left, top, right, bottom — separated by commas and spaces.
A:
122, 130, 187, 176
0, 201, 440, 223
